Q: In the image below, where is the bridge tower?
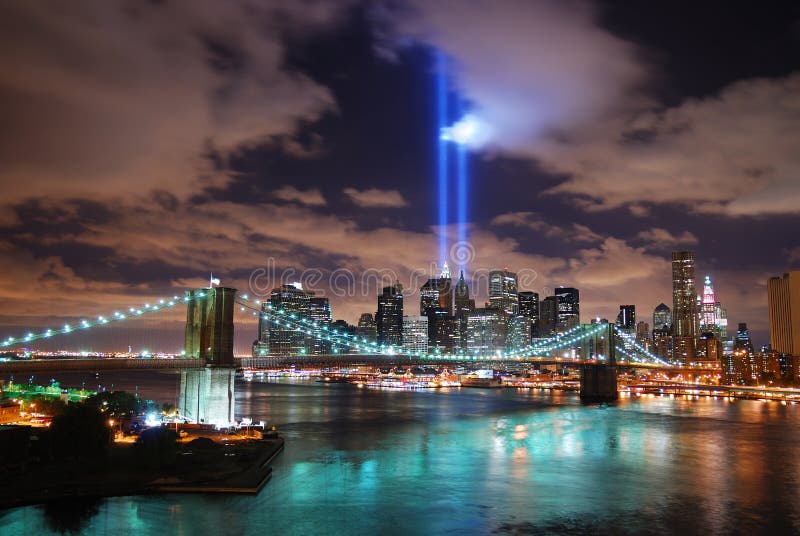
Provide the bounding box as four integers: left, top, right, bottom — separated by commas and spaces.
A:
579, 322, 618, 402
179, 287, 237, 426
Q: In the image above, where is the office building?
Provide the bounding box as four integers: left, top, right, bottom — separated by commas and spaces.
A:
768, 271, 800, 357
555, 287, 580, 332
518, 291, 539, 337
466, 308, 507, 356
539, 296, 558, 337
488, 269, 518, 314
377, 283, 403, 347
357, 313, 377, 342
403, 316, 429, 354
672, 251, 699, 362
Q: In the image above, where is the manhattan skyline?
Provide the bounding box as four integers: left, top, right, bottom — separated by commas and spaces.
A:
0, 1, 798, 349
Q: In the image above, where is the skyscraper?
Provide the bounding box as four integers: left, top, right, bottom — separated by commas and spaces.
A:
466, 308, 507, 356
555, 287, 580, 332
616, 305, 636, 331
506, 315, 532, 353
488, 269, 518, 314
672, 251, 698, 362
402, 316, 429, 354
265, 283, 311, 356
768, 271, 800, 357
420, 264, 455, 350
308, 297, 332, 355
700, 275, 728, 341
539, 296, 558, 337
357, 313, 377, 342
518, 291, 539, 337
454, 270, 474, 351
377, 283, 403, 347
653, 303, 672, 331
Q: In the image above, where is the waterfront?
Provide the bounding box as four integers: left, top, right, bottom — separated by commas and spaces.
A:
3, 374, 800, 534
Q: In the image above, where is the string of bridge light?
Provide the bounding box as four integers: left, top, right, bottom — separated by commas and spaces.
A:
237, 296, 603, 361
612, 327, 669, 366
507, 323, 609, 357
0, 292, 200, 348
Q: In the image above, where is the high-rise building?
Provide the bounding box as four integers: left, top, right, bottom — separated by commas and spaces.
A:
466, 308, 507, 356
616, 305, 636, 331
555, 287, 580, 332
357, 313, 377, 342
518, 291, 539, 338
265, 283, 311, 356
402, 316, 429, 355
421, 263, 454, 349
672, 251, 699, 362
700, 275, 728, 341
653, 303, 672, 331
488, 269, 518, 314
506, 315, 532, 353
377, 283, 403, 347
635, 321, 651, 350
308, 297, 332, 355
539, 296, 558, 337
768, 271, 800, 357
454, 270, 474, 351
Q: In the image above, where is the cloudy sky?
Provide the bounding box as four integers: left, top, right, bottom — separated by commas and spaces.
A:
0, 0, 798, 351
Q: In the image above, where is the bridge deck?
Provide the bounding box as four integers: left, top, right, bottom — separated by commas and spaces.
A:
0, 358, 207, 374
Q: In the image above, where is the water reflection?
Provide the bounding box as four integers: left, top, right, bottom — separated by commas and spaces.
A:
3, 379, 800, 534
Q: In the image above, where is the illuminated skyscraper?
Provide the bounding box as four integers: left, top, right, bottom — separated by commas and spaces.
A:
555, 287, 580, 332
466, 308, 506, 356
488, 269, 518, 314
421, 264, 454, 350
357, 313, 377, 342
616, 305, 636, 331
506, 315, 532, 353
453, 271, 474, 352
518, 291, 539, 337
308, 297, 332, 355
377, 283, 403, 347
266, 283, 311, 356
672, 251, 698, 362
768, 271, 800, 357
539, 296, 558, 337
403, 316, 429, 354
653, 303, 672, 331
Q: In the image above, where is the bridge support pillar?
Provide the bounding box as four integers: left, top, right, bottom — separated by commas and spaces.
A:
579, 364, 618, 402
178, 366, 235, 426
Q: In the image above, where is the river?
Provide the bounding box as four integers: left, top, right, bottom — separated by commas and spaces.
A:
2, 372, 800, 535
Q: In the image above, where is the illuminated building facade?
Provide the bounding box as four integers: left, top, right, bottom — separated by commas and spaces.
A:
672, 251, 699, 362
377, 283, 404, 347
402, 316, 429, 354
466, 308, 506, 356
357, 313, 377, 342
488, 269, 518, 314
518, 291, 539, 338
539, 296, 558, 337
555, 287, 580, 332
768, 271, 800, 358
265, 284, 311, 356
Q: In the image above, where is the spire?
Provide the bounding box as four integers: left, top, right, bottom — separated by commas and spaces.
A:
441, 261, 451, 279
458, 270, 466, 283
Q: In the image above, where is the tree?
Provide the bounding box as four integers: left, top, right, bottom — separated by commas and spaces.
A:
84, 391, 144, 419
49, 403, 111, 461
135, 427, 178, 469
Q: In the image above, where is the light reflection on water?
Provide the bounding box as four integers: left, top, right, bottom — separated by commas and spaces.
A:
3, 376, 800, 535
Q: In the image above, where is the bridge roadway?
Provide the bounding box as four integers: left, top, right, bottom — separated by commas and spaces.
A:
0, 354, 718, 374
0, 357, 208, 374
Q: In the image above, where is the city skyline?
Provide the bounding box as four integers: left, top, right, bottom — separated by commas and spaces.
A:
1, 1, 798, 350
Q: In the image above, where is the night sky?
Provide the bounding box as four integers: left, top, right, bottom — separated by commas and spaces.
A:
0, 0, 798, 350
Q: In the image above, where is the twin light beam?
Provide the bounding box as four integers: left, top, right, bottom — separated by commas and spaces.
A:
437, 52, 483, 272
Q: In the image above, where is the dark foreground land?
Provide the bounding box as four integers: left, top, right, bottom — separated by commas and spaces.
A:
0, 434, 284, 510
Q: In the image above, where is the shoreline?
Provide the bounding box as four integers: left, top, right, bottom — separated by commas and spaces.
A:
0, 437, 284, 510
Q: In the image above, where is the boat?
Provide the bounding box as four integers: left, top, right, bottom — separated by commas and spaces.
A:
460, 376, 503, 388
